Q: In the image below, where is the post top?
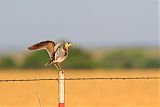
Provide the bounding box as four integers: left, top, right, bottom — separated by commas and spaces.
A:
58, 70, 64, 74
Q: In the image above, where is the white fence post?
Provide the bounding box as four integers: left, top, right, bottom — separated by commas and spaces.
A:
58, 70, 65, 107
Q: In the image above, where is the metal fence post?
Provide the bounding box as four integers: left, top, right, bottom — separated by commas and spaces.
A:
58, 70, 65, 107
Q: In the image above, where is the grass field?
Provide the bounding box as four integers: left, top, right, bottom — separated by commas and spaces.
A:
0, 69, 159, 107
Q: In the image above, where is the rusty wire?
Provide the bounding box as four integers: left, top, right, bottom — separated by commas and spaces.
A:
0, 76, 159, 82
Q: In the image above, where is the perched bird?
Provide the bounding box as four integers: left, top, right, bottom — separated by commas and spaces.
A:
28, 40, 72, 71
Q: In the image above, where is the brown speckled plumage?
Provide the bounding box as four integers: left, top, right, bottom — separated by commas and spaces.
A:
28, 40, 72, 71
28, 40, 55, 59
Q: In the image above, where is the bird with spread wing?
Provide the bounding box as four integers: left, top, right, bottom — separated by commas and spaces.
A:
28, 40, 72, 71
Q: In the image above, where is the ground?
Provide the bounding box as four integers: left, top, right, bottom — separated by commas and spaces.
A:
0, 69, 159, 107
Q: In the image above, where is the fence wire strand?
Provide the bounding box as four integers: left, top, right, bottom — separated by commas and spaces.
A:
0, 76, 159, 82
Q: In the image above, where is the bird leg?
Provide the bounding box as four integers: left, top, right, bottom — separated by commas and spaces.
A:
54, 63, 60, 71
57, 63, 62, 71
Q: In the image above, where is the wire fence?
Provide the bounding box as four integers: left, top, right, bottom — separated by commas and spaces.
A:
0, 75, 159, 107
0, 76, 159, 82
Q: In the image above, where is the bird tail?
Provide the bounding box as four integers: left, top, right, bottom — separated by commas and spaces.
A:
45, 62, 49, 67
45, 59, 55, 67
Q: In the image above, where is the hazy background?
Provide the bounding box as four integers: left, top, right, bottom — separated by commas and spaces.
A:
0, 0, 158, 50
0, 0, 159, 69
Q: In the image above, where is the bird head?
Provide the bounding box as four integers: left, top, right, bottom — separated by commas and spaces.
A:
65, 42, 72, 48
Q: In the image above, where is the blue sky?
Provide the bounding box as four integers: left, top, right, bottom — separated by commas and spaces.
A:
0, 0, 158, 51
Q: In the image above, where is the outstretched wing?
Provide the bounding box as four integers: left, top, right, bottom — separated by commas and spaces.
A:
28, 40, 55, 58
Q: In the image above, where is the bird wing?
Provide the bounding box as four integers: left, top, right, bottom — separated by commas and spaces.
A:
28, 40, 56, 58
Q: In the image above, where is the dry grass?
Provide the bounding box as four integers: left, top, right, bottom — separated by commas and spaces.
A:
0, 69, 159, 107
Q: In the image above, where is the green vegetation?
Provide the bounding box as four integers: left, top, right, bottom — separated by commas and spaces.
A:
22, 50, 50, 69
100, 49, 160, 69
62, 48, 96, 68
0, 48, 159, 69
0, 56, 16, 68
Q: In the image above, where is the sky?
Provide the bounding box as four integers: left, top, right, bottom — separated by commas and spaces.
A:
0, 0, 158, 51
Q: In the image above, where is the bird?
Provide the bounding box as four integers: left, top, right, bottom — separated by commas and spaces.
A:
28, 40, 72, 71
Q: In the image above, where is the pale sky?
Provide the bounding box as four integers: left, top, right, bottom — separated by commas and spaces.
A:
0, 0, 158, 51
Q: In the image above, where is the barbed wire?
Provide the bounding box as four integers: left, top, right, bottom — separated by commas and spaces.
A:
0, 76, 159, 82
